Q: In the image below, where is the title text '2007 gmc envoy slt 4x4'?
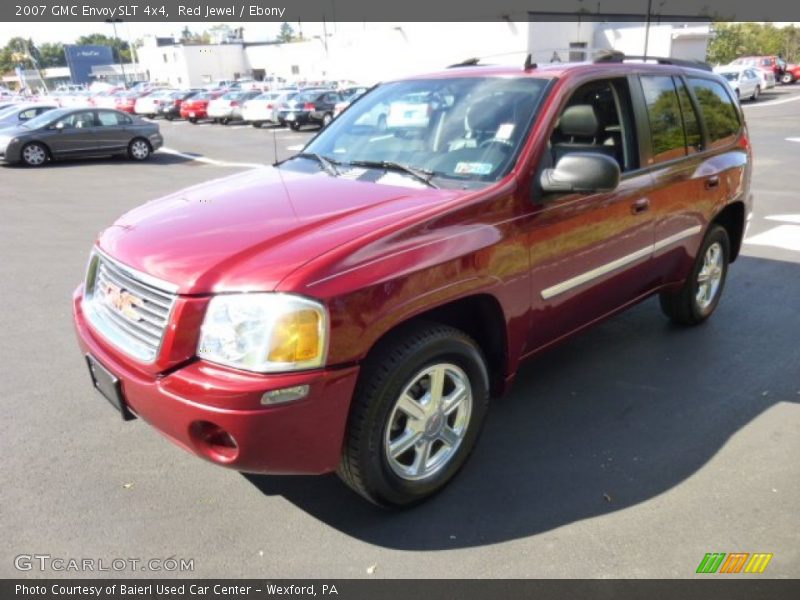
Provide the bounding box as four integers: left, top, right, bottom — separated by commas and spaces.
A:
74, 54, 752, 506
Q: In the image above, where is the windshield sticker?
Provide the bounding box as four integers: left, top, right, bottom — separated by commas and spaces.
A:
454, 162, 493, 176
495, 123, 515, 140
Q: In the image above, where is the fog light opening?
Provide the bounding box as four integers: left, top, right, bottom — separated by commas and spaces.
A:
190, 421, 239, 463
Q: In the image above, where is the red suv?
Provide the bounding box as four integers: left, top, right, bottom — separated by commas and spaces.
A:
73, 55, 752, 506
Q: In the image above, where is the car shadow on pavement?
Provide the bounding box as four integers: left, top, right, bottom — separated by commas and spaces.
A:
1, 152, 196, 169
245, 256, 800, 550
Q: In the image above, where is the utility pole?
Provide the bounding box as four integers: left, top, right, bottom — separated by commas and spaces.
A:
106, 18, 127, 87
643, 0, 653, 59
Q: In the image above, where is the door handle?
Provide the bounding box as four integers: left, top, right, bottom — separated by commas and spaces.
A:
631, 198, 650, 215
705, 176, 720, 190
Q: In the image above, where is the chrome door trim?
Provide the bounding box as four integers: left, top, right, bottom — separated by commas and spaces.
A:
540, 225, 702, 300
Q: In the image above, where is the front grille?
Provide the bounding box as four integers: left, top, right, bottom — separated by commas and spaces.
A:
83, 252, 177, 363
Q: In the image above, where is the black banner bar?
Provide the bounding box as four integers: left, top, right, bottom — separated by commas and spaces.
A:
4, 580, 800, 600
2, 0, 800, 22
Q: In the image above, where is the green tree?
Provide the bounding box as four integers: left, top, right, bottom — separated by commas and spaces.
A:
277, 22, 296, 43
38, 42, 66, 68
708, 22, 799, 65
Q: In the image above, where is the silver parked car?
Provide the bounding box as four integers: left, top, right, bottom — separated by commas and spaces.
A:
0, 107, 163, 167
0, 103, 57, 129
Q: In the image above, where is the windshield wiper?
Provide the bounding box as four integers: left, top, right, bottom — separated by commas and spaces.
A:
347, 160, 438, 188
293, 152, 341, 177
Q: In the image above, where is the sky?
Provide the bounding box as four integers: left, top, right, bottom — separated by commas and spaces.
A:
0, 21, 331, 46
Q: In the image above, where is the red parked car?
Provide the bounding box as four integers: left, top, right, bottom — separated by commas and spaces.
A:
179, 90, 225, 123
74, 56, 752, 506
731, 55, 800, 84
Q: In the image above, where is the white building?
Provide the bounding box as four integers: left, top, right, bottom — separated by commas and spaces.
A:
527, 21, 711, 64
136, 36, 249, 87
134, 21, 712, 89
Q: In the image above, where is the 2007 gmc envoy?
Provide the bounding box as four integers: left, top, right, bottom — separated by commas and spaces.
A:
73, 54, 752, 506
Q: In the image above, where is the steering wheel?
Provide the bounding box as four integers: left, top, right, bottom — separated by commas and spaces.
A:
479, 138, 514, 149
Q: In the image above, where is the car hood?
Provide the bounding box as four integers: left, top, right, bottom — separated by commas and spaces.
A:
97, 166, 466, 295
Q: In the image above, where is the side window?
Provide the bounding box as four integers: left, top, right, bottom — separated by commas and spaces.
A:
19, 109, 37, 121
97, 111, 120, 127
640, 75, 686, 164
687, 78, 741, 149
548, 78, 638, 173
674, 78, 702, 153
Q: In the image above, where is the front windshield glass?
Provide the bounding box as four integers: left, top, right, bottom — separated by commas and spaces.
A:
296, 76, 549, 186
720, 72, 740, 82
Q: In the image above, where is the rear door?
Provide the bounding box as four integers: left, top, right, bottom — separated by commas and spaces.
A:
643, 74, 744, 284
94, 110, 130, 152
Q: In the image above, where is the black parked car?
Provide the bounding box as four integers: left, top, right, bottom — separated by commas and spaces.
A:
277, 90, 342, 130
0, 107, 163, 167
158, 90, 204, 120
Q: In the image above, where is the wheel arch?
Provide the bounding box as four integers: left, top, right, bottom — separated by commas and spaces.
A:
711, 201, 745, 262
359, 293, 509, 398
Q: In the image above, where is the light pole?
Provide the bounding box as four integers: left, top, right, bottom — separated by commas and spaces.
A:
643, 0, 653, 59
105, 18, 127, 87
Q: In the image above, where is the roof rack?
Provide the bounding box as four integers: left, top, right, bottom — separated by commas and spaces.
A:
447, 53, 537, 71
594, 50, 713, 72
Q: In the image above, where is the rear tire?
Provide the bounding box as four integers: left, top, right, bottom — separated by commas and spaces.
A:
128, 138, 151, 161
751, 85, 760, 101
289, 122, 300, 131
337, 322, 490, 507
251, 121, 263, 128
322, 112, 333, 127
659, 225, 730, 326
188, 117, 198, 124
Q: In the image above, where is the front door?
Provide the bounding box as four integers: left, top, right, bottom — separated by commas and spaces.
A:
525, 77, 657, 352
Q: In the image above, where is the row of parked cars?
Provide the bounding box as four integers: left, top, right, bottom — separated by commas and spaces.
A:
713, 54, 800, 101
26, 82, 371, 131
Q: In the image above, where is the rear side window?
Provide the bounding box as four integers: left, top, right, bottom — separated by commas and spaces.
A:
640, 75, 686, 164
687, 78, 741, 148
674, 78, 702, 153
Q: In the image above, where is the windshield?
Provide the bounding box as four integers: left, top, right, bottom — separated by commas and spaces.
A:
720, 72, 740, 82
295, 76, 549, 186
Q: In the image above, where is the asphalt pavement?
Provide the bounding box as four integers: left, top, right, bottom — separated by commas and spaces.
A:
2, 87, 799, 578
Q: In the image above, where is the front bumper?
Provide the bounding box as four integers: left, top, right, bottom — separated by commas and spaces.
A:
72, 287, 359, 474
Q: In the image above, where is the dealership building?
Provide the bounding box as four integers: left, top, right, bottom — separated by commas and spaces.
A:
130, 21, 711, 87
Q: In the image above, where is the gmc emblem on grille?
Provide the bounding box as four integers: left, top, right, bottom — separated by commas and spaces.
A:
102, 282, 144, 322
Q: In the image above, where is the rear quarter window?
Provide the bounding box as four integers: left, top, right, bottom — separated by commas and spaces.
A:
687, 78, 741, 149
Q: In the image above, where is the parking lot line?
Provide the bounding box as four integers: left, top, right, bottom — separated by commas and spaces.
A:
160, 147, 266, 169
744, 93, 800, 108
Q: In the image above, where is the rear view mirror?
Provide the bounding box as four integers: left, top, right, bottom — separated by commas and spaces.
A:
540, 153, 620, 195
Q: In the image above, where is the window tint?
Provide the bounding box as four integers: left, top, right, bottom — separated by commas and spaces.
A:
688, 78, 741, 147
674, 78, 702, 153
640, 75, 686, 163
19, 108, 37, 120
97, 111, 122, 126
58, 111, 96, 129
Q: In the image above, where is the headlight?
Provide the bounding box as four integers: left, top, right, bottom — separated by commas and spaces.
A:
197, 293, 328, 373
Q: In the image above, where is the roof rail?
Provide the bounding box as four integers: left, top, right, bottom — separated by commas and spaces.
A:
594, 50, 713, 72
447, 53, 537, 71
447, 57, 481, 68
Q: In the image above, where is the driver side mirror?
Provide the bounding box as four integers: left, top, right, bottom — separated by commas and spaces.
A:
51, 122, 65, 131
540, 153, 620, 195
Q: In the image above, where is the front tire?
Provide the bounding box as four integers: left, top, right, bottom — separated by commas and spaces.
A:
251, 121, 263, 128
338, 323, 490, 507
751, 85, 760, 101
188, 117, 198, 124
781, 73, 795, 84
128, 138, 151, 161
21, 142, 48, 167
659, 225, 730, 326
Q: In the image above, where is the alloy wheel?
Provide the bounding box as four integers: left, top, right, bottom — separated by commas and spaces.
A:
696, 242, 724, 310
384, 363, 473, 481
